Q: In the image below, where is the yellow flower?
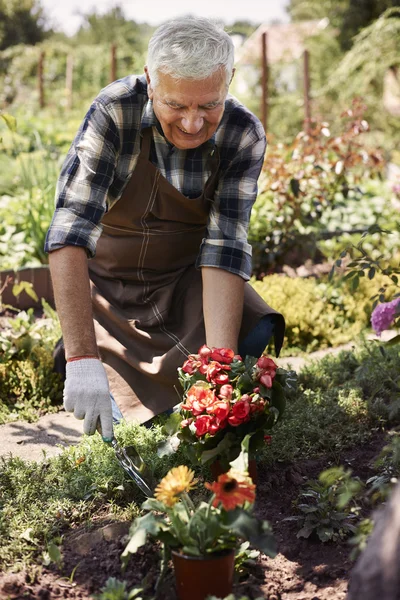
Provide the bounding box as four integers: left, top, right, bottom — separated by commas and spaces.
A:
154, 465, 198, 507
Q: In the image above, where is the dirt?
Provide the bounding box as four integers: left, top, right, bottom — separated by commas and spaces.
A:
0, 431, 387, 600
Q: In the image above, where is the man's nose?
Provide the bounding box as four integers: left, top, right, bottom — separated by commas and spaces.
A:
181, 115, 204, 134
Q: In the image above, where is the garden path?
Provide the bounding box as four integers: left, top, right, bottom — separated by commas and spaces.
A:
0, 330, 394, 462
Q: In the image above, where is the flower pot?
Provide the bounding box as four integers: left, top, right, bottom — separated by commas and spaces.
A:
210, 458, 258, 485
172, 548, 235, 600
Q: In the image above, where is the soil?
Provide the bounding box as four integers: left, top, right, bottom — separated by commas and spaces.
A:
0, 431, 387, 600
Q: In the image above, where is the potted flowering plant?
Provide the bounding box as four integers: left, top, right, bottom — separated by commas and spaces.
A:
159, 345, 297, 475
121, 447, 276, 600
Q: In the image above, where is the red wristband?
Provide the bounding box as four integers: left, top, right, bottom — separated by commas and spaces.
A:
67, 355, 99, 363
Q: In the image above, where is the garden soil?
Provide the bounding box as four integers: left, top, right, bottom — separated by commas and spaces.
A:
0, 431, 388, 600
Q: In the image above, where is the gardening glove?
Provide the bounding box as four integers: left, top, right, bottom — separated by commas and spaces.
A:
63, 358, 113, 441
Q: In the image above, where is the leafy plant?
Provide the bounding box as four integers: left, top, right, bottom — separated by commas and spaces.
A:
287, 466, 363, 542
249, 100, 385, 276
122, 444, 276, 569
96, 577, 143, 600
158, 347, 296, 471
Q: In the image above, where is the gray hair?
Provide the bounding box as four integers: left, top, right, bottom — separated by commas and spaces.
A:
146, 16, 235, 88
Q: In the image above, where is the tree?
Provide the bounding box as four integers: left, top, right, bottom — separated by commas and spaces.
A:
340, 0, 400, 49
287, 0, 400, 49
72, 5, 153, 52
0, 0, 50, 50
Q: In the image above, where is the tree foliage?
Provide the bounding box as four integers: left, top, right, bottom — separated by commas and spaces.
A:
322, 8, 400, 98
71, 5, 154, 52
287, 0, 400, 49
0, 0, 50, 50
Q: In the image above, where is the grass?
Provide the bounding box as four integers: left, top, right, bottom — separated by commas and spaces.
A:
260, 343, 400, 465
1, 341, 400, 571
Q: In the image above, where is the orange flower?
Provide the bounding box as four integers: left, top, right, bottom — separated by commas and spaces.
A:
205, 469, 256, 510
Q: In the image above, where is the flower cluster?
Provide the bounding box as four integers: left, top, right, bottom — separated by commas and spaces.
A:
371, 297, 400, 335
180, 346, 278, 438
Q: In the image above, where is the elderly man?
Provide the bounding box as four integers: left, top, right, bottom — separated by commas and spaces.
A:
45, 16, 285, 441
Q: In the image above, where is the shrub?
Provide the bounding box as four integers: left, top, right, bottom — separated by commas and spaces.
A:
249, 101, 385, 277
251, 273, 395, 354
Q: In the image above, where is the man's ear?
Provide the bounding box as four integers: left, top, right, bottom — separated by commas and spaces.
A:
144, 66, 154, 99
229, 68, 236, 85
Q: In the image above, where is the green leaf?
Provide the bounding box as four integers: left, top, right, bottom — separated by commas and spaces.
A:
157, 435, 181, 458
317, 527, 334, 542
368, 267, 376, 280
290, 178, 300, 197
201, 433, 236, 464
297, 526, 314, 539
141, 498, 166, 512
0, 113, 17, 132
19, 527, 37, 544
12, 281, 39, 302
162, 412, 183, 435
122, 513, 163, 560
223, 509, 276, 557
351, 276, 360, 291
47, 542, 62, 566
269, 381, 286, 418
385, 335, 400, 347
229, 434, 252, 472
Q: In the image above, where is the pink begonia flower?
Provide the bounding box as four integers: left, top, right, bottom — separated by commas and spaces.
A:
371, 298, 400, 335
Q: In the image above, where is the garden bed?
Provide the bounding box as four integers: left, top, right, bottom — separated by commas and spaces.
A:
0, 430, 388, 600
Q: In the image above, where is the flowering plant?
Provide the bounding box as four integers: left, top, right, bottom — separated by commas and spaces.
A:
121, 448, 276, 563
371, 297, 400, 338
160, 346, 297, 471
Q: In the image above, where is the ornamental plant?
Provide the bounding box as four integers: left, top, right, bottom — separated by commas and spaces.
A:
159, 346, 297, 471
121, 450, 276, 566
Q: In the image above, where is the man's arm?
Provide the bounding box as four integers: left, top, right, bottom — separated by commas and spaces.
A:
49, 246, 97, 359
202, 266, 244, 353
49, 246, 113, 439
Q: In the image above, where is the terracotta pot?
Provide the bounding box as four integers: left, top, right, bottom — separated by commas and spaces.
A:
210, 458, 258, 485
172, 548, 235, 600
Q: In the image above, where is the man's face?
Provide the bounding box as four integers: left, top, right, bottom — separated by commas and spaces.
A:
145, 68, 228, 150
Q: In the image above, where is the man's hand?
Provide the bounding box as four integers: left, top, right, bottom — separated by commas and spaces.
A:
63, 358, 113, 440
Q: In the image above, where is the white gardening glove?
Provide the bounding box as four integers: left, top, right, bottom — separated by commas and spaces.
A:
63, 358, 113, 441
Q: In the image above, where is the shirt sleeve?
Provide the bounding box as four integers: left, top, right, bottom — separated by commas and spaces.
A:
196, 133, 267, 281
45, 100, 120, 258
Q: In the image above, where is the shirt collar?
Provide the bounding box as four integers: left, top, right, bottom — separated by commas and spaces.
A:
140, 99, 216, 151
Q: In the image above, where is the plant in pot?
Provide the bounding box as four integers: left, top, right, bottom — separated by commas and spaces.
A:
121, 446, 276, 600
158, 345, 297, 479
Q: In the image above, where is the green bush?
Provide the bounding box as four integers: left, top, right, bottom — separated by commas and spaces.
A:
251, 272, 396, 354
0, 303, 63, 423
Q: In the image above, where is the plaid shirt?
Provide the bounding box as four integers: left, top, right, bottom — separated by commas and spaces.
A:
45, 75, 266, 280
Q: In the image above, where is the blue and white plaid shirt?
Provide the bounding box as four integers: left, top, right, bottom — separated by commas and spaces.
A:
45, 74, 266, 280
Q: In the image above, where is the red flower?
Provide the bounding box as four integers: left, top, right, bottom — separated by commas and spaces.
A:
256, 355, 277, 389
228, 398, 250, 426
210, 347, 235, 364
198, 345, 212, 359
260, 373, 273, 388
264, 435, 272, 445
219, 384, 233, 400
200, 361, 230, 383
207, 401, 230, 422
212, 373, 230, 386
181, 383, 216, 415
234, 354, 243, 361
182, 356, 202, 374
194, 415, 213, 437
257, 356, 277, 371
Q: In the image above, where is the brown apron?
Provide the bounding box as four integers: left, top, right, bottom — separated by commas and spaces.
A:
88, 127, 284, 423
